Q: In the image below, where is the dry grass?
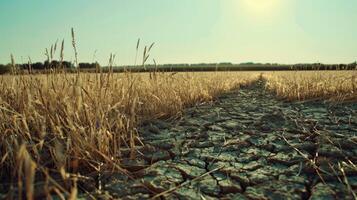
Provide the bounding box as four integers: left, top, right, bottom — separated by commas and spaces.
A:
0, 71, 260, 198
263, 71, 357, 101
2, 69, 357, 198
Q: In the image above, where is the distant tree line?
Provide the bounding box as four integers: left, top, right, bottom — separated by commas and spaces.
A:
291, 62, 357, 70
0, 64, 11, 74
118, 62, 357, 72
78, 62, 99, 69
1, 61, 356, 74
0, 61, 101, 74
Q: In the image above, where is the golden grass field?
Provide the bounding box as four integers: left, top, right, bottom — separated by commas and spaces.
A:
264, 71, 357, 102
0, 70, 356, 198
0, 71, 260, 198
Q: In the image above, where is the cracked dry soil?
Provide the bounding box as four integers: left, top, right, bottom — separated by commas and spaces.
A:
85, 80, 357, 200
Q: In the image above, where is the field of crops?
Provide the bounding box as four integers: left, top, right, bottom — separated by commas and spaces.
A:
0, 70, 356, 199
264, 71, 357, 101
0, 71, 260, 197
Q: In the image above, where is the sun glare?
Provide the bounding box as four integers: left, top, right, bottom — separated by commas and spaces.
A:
241, 0, 282, 16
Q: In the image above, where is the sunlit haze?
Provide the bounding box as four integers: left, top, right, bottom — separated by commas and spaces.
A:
0, 0, 356, 65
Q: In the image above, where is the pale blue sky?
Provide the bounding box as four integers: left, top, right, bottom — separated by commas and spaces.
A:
0, 0, 356, 65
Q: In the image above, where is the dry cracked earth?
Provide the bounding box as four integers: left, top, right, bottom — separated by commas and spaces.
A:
83, 80, 357, 200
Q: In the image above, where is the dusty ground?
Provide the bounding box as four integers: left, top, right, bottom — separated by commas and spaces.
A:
82, 80, 356, 199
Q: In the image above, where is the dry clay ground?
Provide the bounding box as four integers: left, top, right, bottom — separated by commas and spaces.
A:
81, 80, 357, 200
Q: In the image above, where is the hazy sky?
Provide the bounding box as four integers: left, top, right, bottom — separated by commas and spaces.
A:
1, 0, 356, 65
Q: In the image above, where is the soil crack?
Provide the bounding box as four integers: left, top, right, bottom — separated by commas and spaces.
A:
89, 80, 357, 199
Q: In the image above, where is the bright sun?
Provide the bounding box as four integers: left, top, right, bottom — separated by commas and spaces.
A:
241, 0, 282, 16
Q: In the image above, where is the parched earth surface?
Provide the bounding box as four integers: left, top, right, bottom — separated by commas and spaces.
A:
83, 80, 357, 200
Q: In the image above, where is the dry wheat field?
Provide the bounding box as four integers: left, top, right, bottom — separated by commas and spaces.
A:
0, 71, 260, 198
264, 71, 357, 102
0, 70, 356, 199
3, 1, 357, 198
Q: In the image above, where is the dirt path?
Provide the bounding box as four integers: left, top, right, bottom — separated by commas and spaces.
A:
87, 80, 357, 200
